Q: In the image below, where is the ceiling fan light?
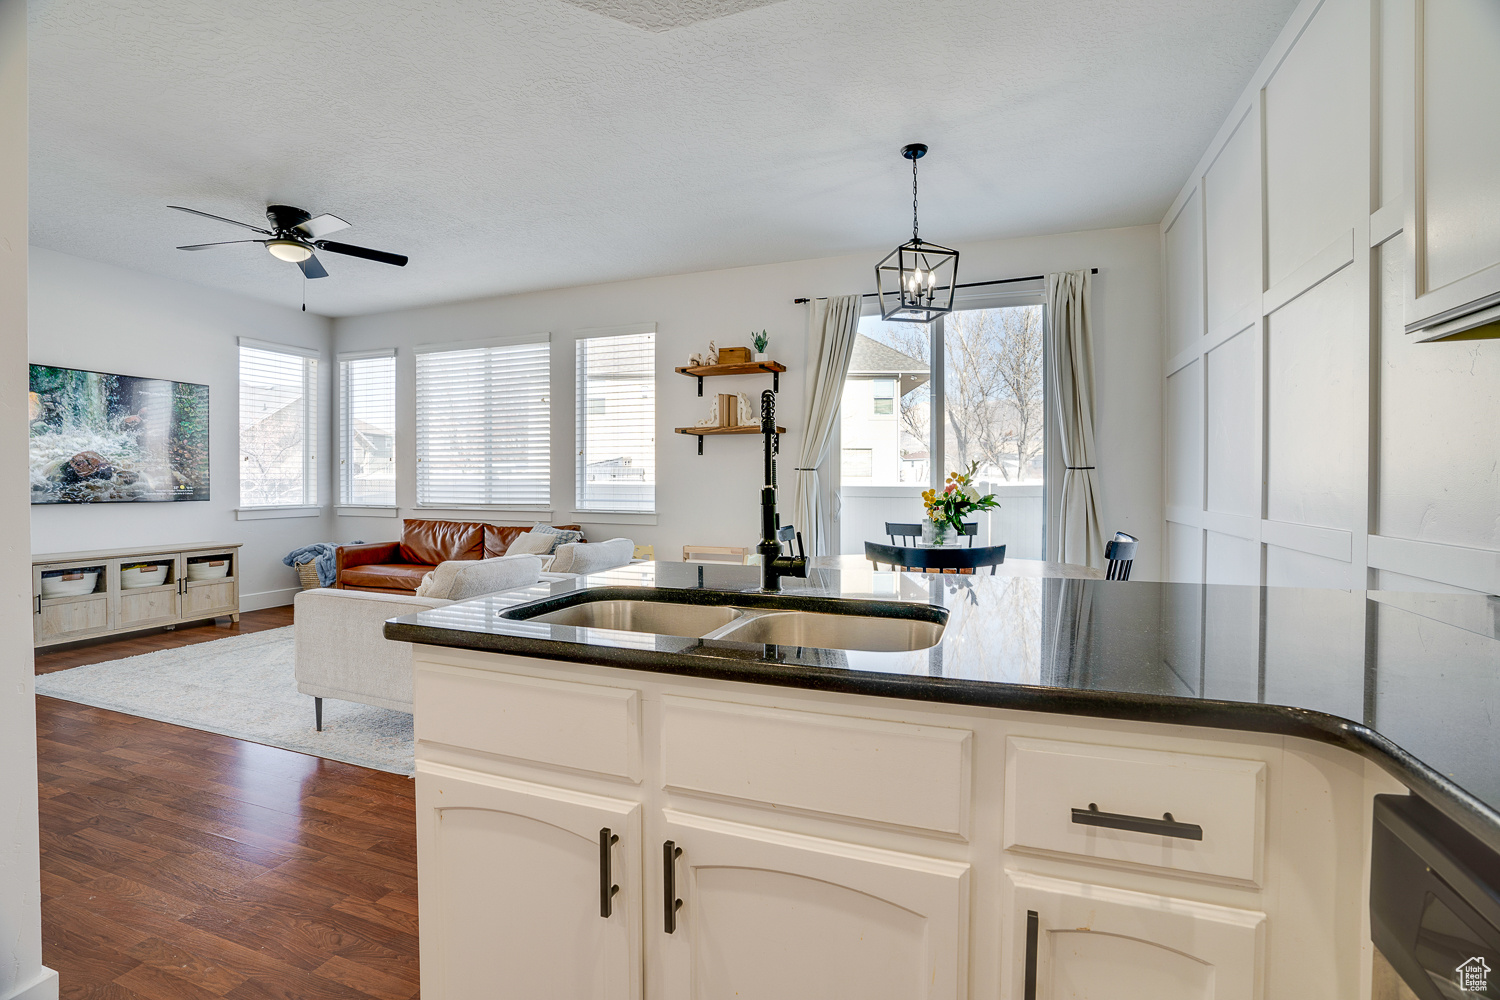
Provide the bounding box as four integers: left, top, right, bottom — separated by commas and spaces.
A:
266, 239, 313, 263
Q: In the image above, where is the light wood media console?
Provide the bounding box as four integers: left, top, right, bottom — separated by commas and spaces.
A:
31, 542, 242, 647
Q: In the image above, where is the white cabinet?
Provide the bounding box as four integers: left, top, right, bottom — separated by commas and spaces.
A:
1004, 871, 1264, 1000
416, 766, 642, 1000
1405, 0, 1500, 339
654, 811, 970, 1000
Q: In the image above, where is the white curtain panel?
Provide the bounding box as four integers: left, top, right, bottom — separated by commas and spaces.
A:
793, 294, 861, 555
1045, 270, 1105, 568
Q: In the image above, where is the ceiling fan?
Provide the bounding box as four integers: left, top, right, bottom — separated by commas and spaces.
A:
170, 204, 409, 278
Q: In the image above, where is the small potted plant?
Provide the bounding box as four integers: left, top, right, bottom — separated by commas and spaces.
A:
921, 461, 1000, 546
752, 330, 770, 363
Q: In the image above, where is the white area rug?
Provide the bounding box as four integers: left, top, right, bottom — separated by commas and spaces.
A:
35, 627, 414, 775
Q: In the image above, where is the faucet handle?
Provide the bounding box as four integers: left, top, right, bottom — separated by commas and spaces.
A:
795, 531, 805, 561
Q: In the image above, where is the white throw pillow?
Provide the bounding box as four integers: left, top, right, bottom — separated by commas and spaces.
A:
550, 538, 634, 577
416, 554, 543, 601
505, 529, 561, 557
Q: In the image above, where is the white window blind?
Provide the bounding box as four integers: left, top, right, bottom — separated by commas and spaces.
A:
576, 332, 655, 512
339, 351, 396, 506
239, 342, 317, 507
415, 338, 551, 507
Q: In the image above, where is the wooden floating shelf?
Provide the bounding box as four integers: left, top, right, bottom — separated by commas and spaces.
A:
675, 424, 786, 455
675, 360, 786, 395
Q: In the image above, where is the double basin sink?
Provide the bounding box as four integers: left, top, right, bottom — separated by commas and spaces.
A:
498, 587, 947, 653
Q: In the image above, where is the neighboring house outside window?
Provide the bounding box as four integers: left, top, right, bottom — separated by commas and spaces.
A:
839, 332, 931, 487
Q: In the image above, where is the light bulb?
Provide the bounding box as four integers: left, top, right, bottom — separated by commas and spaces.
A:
266, 239, 313, 263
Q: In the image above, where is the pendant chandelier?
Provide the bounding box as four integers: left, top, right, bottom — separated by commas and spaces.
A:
874, 143, 959, 323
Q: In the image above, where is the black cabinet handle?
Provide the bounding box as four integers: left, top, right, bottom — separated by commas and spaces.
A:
1071, 802, 1203, 841
1024, 909, 1038, 1000
599, 827, 619, 918
663, 840, 683, 933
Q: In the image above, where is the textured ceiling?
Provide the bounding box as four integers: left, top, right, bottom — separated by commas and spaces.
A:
28, 0, 1299, 317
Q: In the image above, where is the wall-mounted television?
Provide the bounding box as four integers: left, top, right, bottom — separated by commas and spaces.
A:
29, 365, 209, 504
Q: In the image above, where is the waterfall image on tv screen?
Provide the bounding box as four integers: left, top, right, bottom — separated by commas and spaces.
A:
29, 365, 210, 504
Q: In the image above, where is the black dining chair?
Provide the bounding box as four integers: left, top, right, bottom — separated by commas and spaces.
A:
865, 541, 1007, 575
884, 522, 979, 547
1105, 531, 1138, 581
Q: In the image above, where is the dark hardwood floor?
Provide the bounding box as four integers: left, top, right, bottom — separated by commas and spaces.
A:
35, 607, 420, 999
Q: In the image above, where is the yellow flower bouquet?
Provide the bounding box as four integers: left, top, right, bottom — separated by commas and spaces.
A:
921, 461, 1000, 544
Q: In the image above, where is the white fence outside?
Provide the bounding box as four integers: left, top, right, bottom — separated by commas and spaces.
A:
838, 481, 1045, 561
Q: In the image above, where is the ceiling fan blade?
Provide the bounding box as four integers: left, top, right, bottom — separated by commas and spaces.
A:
316, 240, 408, 267
298, 254, 329, 279
177, 240, 263, 251
168, 205, 271, 235
295, 214, 351, 240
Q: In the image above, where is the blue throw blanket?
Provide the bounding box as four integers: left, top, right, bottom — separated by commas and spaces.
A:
283, 541, 360, 587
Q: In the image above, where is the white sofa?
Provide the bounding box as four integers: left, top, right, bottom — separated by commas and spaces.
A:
293, 539, 634, 729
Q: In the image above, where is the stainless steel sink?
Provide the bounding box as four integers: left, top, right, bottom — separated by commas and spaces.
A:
527, 600, 742, 638
502, 588, 947, 652
706, 611, 944, 652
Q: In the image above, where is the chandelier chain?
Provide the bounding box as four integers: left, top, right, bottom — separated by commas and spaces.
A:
911, 156, 919, 241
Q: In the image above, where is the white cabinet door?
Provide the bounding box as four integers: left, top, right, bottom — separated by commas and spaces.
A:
1406, 0, 1500, 337
417, 766, 642, 1000
654, 811, 970, 1000
1004, 872, 1264, 1000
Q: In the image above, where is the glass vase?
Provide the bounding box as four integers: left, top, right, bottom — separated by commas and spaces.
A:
921, 519, 958, 547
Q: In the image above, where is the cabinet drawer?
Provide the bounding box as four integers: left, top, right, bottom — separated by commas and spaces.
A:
184, 581, 235, 617
1004, 737, 1265, 883
662, 696, 972, 837
118, 587, 177, 626
37, 596, 109, 641
416, 663, 641, 782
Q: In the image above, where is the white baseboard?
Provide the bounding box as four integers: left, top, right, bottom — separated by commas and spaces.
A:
242, 587, 298, 611
4, 968, 58, 1000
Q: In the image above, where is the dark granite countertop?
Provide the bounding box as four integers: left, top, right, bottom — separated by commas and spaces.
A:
385, 561, 1500, 852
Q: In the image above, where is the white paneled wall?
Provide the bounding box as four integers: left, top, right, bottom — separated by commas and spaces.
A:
1161, 0, 1500, 595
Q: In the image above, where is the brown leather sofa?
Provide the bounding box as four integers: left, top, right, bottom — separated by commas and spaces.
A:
335, 519, 585, 595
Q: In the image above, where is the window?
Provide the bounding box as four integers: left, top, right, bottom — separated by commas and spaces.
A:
941, 305, 1045, 484
839, 322, 931, 486
576, 331, 655, 513
239, 340, 318, 507
837, 300, 1048, 559
841, 448, 873, 478
415, 337, 551, 507
338, 351, 396, 507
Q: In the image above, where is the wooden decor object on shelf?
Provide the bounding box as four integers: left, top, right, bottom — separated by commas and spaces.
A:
717, 394, 739, 427
717, 346, 752, 364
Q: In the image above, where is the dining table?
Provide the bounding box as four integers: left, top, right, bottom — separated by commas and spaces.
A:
809, 553, 1104, 579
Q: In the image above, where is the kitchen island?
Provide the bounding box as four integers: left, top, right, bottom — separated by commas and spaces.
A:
387, 561, 1500, 1000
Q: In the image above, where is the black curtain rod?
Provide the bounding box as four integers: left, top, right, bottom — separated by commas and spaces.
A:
792, 268, 1098, 305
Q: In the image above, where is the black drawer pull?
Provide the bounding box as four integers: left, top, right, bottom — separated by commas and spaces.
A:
599, 827, 619, 918
1023, 909, 1038, 1000
663, 840, 683, 933
1071, 802, 1203, 840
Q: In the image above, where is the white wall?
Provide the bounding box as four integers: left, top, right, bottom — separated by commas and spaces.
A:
1, 3, 54, 997
1159, 0, 1500, 594
334, 225, 1163, 578
28, 248, 335, 609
